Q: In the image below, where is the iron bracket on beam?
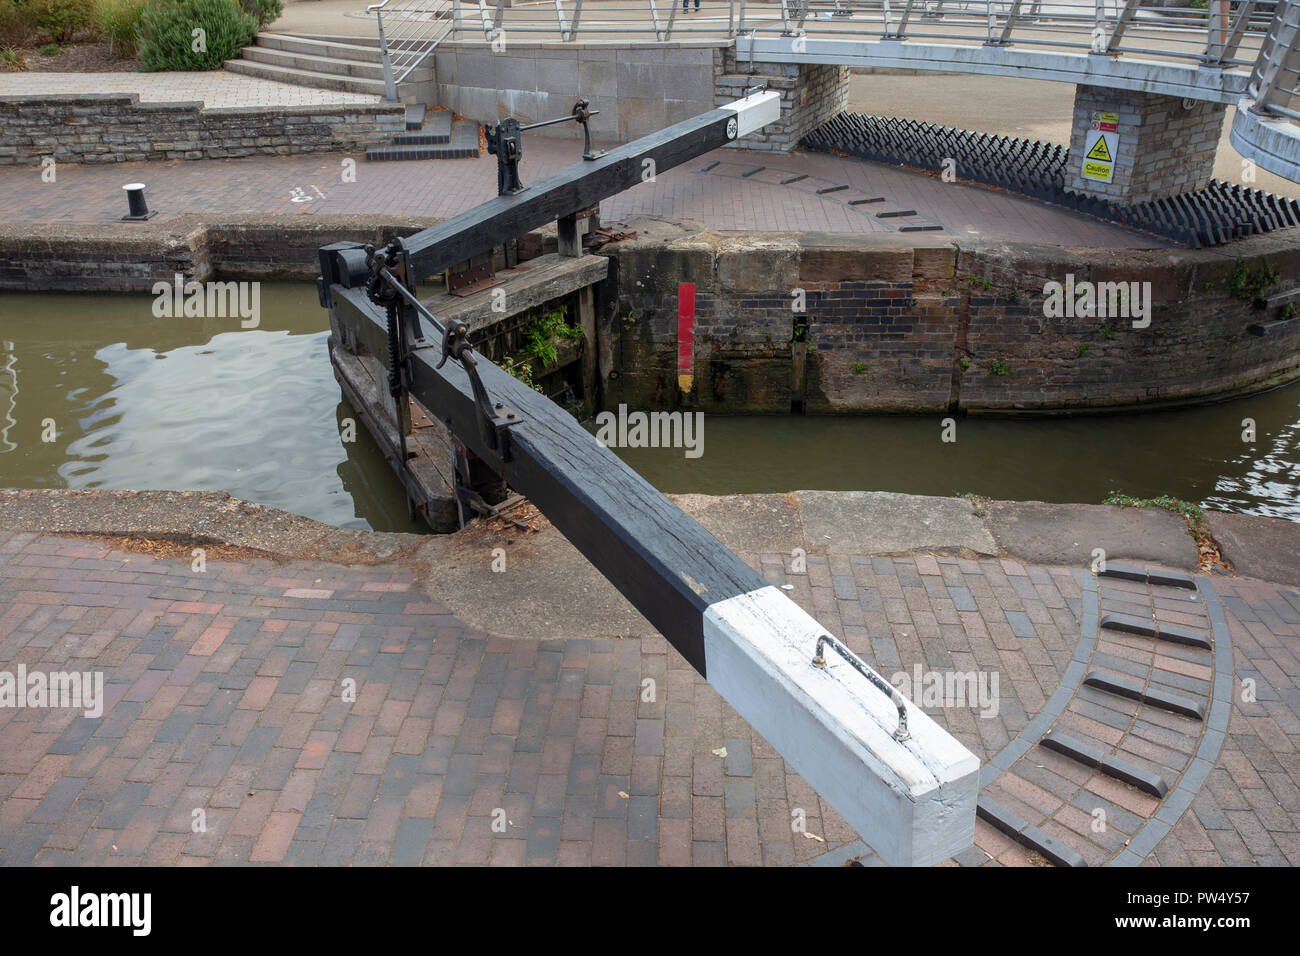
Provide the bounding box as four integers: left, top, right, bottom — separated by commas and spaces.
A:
435, 320, 522, 462
486, 100, 604, 196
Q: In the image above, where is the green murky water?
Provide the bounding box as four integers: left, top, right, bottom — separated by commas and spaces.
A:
0, 284, 420, 532
611, 396, 1300, 522
1, 284, 1298, 528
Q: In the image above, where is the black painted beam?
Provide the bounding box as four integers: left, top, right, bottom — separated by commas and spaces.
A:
399, 108, 740, 279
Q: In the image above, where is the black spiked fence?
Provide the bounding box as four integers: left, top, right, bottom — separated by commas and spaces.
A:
802, 112, 1300, 249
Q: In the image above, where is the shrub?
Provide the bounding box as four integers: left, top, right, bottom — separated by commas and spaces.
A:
0, 1, 36, 46
28, 0, 95, 44
95, 0, 146, 57
0, 43, 26, 67
138, 0, 256, 71
239, 0, 280, 28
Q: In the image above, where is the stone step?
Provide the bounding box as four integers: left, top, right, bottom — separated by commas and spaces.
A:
393, 109, 453, 145
254, 32, 385, 63
242, 46, 390, 81
366, 119, 479, 161
243, 46, 434, 85
223, 57, 389, 97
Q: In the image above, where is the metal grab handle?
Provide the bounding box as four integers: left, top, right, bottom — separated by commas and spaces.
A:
812, 634, 910, 742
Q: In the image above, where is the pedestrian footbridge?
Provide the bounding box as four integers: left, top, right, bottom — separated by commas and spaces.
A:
374, 0, 1300, 183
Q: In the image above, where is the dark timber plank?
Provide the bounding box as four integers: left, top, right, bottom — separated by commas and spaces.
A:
399, 108, 741, 278
333, 286, 752, 675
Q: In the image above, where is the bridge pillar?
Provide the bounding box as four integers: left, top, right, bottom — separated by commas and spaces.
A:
1068, 84, 1226, 205
714, 51, 849, 153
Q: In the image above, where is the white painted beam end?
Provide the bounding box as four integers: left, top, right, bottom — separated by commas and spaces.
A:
704, 586, 980, 867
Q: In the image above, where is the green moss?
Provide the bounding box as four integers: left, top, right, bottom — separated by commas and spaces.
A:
1103, 491, 1210, 546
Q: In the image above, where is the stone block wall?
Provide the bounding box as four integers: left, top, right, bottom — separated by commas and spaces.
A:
0, 94, 406, 166
432, 40, 723, 143
1068, 84, 1227, 205
605, 229, 1300, 414
714, 51, 850, 152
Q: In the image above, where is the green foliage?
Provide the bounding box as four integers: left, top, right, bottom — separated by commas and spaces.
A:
958, 355, 970, 371
0, 43, 25, 66
238, 0, 279, 26
851, 361, 868, 374
1103, 491, 1210, 544
986, 358, 1008, 376
1099, 322, 1116, 341
521, 305, 582, 370
1227, 260, 1279, 301
95, 0, 146, 57
1074, 342, 1089, 357
967, 273, 993, 292
498, 355, 538, 391
1281, 303, 1296, 321
792, 318, 809, 343
0, 1, 36, 46
37, 40, 58, 52
28, 0, 93, 44
138, 0, 256, 71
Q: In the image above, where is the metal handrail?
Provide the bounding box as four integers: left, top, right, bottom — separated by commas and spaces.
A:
394, 0, 1272, 74
1250, 0, 1300, 118
812, 633, 911, 743
368, 0, 458, 100
358, 0, 1297, 160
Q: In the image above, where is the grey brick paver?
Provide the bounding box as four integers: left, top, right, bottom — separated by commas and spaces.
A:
1, 533, 1295, 866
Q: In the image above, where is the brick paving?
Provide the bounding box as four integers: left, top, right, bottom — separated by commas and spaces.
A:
2, 134, 1158, 247
0, 72, 381, 108
1, 530, 1296, 866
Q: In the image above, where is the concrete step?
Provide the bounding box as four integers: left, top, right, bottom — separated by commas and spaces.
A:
242, 46, 390, 81
285, 32, 383, 48
366, 118, 479, 161
393, 109, 452, 145
223, 57, 389, 96
242, 45, 433, 85
255, 32, 384, 63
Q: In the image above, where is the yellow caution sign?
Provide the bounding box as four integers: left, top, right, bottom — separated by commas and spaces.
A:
1085, 135, 1113, 163
1081, 127, 1117, 184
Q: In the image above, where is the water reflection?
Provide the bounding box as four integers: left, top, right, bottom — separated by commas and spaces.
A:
1, 284, 1298, 528
0, 285, 423, 533
610, 385, 1300, 522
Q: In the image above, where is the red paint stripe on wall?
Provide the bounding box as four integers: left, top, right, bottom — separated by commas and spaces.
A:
678, 282, 695, 375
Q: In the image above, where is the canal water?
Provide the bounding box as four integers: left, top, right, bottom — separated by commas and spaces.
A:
1, 284, 1297, 531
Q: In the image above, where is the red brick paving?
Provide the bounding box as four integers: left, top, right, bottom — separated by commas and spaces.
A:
0, 138, 1158, 247
1, 530, 1297, 866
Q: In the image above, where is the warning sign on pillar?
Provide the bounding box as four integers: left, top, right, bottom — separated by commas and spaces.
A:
1082, 111, 1119, 184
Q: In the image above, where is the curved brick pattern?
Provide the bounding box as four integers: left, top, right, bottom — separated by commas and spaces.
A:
957, 568, 1223, 867
1142, 577, 1300, 867
697, 160, 947, 233
2, 529, 1293, 866
803, 111, 1300, 247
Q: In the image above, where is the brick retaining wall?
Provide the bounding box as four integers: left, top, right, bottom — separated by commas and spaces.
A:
4, 216, 1297, 414
0, 94, 405, 166
606, 229, 1300, 414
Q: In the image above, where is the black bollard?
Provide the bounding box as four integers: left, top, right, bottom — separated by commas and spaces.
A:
121, 182, 155, 221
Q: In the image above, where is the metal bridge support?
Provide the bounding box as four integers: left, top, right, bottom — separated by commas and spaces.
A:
1068, 84, 1228, 205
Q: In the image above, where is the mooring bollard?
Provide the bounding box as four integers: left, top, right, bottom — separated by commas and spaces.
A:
121, 183, 155, 221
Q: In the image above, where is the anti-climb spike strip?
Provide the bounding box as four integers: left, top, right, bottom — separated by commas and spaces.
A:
803, 112, 1300, 248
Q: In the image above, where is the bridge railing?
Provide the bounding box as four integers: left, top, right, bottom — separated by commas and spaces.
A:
366, 0, 457, 100
1248, 0, 1300, 120
432, 0, 1270, 69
